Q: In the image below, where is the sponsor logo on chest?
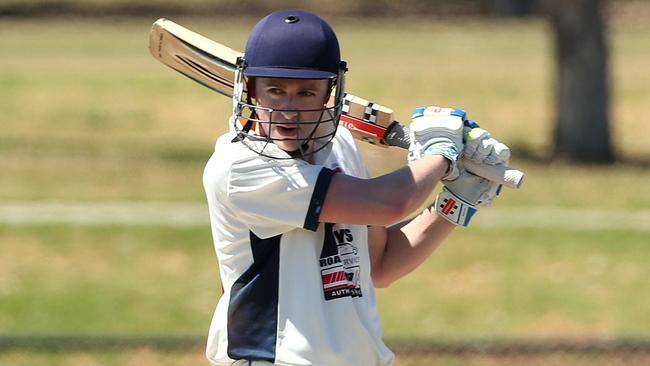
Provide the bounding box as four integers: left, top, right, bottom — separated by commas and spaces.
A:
319, 224, 363, 301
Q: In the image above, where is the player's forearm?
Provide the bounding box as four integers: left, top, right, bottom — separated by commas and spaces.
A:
320, 155, 449, 226
372, 154, 449, 214
376, 155, 449, 214
373, 208, 456, 287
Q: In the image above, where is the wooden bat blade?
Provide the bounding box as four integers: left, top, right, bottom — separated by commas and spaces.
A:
149, 18, 243, 97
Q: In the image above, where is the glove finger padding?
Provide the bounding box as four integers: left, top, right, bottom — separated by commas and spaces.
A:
463, 128, 511, 166
486, 142, 511, 165
463, 128, 490, 160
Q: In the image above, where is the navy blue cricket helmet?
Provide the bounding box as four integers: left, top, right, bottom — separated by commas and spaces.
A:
243, 9, 342, 79
231, 10, 348, 159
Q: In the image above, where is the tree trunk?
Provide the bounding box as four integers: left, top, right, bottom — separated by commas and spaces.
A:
543, 0, 614, 163
488, 0, 535, 17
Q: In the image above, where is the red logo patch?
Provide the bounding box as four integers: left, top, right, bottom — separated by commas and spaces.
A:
441, 199, 456, 215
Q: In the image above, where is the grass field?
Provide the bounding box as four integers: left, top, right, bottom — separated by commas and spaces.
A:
1, 14, 649, 365
0, 348, 207, 366
1, 224, 649, 338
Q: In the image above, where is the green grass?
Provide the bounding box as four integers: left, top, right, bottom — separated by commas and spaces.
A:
2, 347, 644, 366
1, 18, 650, 203
0, 224, 217, 336
379, 227, 650, 339
1, 224, 648, 339
0, 348, 207, 366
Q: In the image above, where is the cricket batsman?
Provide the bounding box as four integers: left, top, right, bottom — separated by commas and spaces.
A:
203, 9, 511, 366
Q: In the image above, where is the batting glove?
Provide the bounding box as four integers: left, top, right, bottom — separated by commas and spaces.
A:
436, 131, 511, 227
434, 164, 500, 227
408, 106, 466, 180
462, 127, 511, 166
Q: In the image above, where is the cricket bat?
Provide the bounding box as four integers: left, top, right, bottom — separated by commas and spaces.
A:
149, 18, 524, 189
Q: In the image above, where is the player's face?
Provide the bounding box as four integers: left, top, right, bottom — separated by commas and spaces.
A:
253, 77, 331, 152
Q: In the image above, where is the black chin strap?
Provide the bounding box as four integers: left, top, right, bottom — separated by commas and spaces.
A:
286, 143, 310, 158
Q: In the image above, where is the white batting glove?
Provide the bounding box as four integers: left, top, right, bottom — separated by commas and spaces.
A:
436, 129, 510, 227
408, 106, 466, 180
462, 127, 511, 166
435, 161, 503, 227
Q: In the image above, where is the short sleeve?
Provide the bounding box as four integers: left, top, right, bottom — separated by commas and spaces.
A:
226, 155, 335, 238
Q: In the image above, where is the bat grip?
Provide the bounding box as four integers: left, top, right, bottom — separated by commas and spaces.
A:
383, 122, 524, 189
383, 122, 411, 149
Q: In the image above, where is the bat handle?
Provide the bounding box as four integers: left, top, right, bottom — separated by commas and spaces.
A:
383, 122, 524, 189
462, 161, 524, 189
383, 121, 411, 149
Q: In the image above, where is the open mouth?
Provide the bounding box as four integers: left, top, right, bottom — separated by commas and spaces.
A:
275, 125, 298, 136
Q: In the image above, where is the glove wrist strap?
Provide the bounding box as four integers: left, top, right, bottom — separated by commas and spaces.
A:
434, 188, 477, 227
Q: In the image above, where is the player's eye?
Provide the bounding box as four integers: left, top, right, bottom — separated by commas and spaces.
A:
266, 87, 284, 95
300, 90, 317, 97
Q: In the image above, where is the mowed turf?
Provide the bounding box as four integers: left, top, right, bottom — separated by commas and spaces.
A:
1, 224, 648, 338
1, 19, 650, 204
0, 348, 208, 366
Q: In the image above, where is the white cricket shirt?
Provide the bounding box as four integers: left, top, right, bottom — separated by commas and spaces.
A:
203, 127, 394, 366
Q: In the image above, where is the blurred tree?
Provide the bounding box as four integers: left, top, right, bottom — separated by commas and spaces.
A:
540, 0, 614, 163
485, 0, 613, 162
488, 0, 535, 17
